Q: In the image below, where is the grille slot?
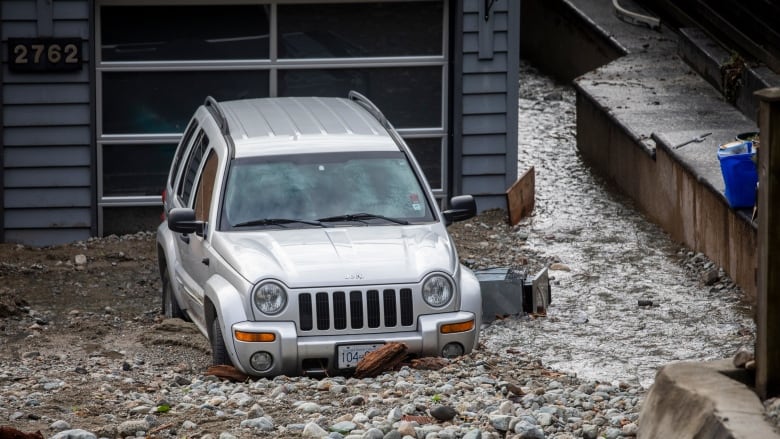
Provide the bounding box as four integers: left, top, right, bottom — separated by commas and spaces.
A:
299, 288, 414, 332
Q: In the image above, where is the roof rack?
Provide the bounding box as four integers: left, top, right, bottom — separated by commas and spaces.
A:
348, 90, 391, 130
204, 96, 229, 137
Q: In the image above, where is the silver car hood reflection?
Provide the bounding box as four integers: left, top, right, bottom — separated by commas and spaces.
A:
213, 225, 457, 287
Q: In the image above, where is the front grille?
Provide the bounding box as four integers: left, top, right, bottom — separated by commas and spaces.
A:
299, 288, 414, 332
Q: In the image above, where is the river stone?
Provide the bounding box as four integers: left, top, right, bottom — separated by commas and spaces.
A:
50, 429, 97, 439
303, 422, 328, 437
430, 405, 458, 421
331, 421, 357, 434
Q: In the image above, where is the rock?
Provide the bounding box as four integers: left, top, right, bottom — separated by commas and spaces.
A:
430, 405, 458, 421
117, 420, 149, 437
361, 428, 385, 439
549, 263, 571, 272
74, 255, 87, 266
331, 421, 357, 434
700, 268, 720, 285
50, 430, 96, 439
581, 424, 598, 439
240, 417, 275, 431
49, 420, 70, 431
733, 346, 755, 368
303, 422, 328, 437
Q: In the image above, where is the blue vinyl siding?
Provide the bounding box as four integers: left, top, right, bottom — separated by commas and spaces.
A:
455, 0, 520, 210
1, 0, 93, 244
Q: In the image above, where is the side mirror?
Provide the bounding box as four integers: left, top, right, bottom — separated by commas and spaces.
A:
168, 208, 205, 236
442, 195, 477, 226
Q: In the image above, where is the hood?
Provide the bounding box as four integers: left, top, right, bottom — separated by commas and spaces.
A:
212, 224, 457, 287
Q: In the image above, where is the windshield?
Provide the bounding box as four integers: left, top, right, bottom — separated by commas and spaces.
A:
221, 151, 435, 229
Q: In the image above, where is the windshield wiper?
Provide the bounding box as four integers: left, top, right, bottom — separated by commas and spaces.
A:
317, 212, 409, 225
234, 218, 325, 228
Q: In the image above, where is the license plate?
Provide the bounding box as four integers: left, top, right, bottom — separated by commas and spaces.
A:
337, 343, 382, 369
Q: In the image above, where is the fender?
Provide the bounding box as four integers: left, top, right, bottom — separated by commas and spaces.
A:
458, 264, 483, 344
156, 223, 187, 312
204, 274, 251, 371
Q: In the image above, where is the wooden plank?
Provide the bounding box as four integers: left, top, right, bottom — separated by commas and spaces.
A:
505, 167, 535, 226
755, 88, 780, 399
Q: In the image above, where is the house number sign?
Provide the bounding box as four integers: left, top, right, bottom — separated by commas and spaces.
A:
8, 38, 82, 72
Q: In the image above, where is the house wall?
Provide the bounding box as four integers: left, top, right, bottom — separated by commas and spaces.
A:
453, 0, 520, 211
1, 0, 94, 245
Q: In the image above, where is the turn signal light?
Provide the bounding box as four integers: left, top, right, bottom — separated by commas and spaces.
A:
234, 331, 276, 342
440, 320, 474, 334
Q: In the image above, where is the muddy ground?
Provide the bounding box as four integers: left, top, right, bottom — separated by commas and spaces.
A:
0, 210, 539, 436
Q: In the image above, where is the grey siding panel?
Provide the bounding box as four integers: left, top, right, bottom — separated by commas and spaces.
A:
2, 0, 94, 245
6, 146, 90, 167
464, 32, 508, 53
4, 228, 91, 246
5, 188, 91, 208
1, 21, 88, 39
4, 104, 90, 126
462, 134, 507, 154
463, 53, 508, 73
1, 1, 89, 20
463, 114, 506, 135
5, 168, 91, 188
0, 22, 36, 39
463, 74, 507, 93
4, 126, 90, 146
462, 155, 506, 175
463, 94, 507, 114
5, 208, 91, 228
462, 175, 506, 194
1, 66, 90, 83
3, 84, 90, 104
474, 195, 508, 212
462, 0, 508, 13
463, 11, 508, 31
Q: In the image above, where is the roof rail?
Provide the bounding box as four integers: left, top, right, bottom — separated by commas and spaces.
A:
204, 96, 229, 137
348, 90, 390, 129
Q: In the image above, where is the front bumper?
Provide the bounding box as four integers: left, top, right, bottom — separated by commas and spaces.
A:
230, 311, 478, 377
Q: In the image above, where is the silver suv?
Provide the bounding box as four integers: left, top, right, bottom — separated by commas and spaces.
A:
156, 92, 482, 377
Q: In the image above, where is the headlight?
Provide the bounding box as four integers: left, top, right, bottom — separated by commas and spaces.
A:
253, 282, 287, 315
422, 274, 453, 307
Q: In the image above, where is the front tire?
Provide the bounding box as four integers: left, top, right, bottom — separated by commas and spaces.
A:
161, 269, 185, 319
211, 317, 231, 366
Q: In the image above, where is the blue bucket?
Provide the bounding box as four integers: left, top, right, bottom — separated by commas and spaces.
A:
717, 141, 757, 208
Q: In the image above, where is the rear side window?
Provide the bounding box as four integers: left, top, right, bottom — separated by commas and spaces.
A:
168, 119, 199, 188
177, 130, 210, 206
